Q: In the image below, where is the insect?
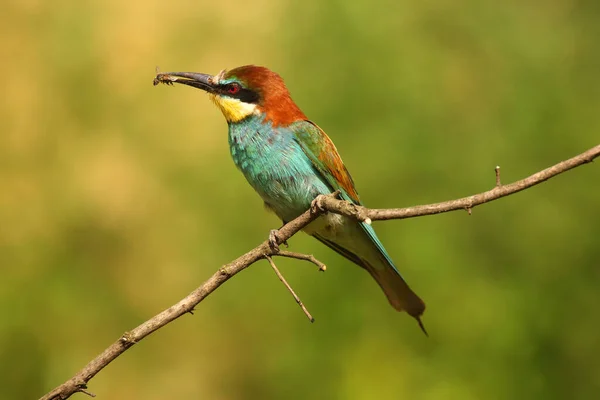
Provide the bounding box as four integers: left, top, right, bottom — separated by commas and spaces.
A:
153, 67, 176, 86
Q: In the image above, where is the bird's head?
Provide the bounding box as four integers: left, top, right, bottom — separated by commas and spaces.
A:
155, 65, 307, 126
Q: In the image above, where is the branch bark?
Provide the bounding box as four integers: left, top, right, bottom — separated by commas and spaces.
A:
40, 144, 600, 400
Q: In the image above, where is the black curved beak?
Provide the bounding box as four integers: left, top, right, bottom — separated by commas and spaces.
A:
153, 71, 216, 93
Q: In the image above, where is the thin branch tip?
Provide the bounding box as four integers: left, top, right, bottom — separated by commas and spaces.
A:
77, 387, 96, 398
265, 255, 314, 322
495, 166, 502, 187
274, 250, 327, 272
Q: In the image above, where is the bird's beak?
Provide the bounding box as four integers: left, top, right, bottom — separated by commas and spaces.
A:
153, 71, 217, 93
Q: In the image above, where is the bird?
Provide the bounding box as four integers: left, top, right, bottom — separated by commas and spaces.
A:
154, 65, 426, 333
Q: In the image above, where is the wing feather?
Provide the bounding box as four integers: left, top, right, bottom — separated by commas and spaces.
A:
291, 121, 361, 204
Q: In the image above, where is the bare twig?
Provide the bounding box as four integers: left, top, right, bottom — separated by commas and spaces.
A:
273, 250, 327, 271
265, 255, 315, 322
495, 166, 502, 187
78, 389, 95, 398
39, 144, 600, 400
313, 144, 600, 222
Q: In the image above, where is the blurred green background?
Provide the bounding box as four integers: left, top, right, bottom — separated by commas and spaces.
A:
2, 0, 599, 399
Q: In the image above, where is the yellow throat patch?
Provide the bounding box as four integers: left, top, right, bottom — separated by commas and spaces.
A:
210, 94, 257, 123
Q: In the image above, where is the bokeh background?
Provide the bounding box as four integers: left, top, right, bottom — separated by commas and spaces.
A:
2, 1, 599, 399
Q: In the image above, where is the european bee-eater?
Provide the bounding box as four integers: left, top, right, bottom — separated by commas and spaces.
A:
155, 66, 426, 333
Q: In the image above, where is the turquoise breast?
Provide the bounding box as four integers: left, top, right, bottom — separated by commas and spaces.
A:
228, 115, 331, 222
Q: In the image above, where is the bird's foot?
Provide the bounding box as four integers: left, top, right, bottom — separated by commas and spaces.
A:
310, 195, 328, 215
268, 229, 288, 252
311, 191, 341, 215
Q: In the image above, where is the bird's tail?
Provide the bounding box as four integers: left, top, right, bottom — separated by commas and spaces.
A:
358, 222, 426, 334
360, 257, 427, 335
312, 221, 426, 334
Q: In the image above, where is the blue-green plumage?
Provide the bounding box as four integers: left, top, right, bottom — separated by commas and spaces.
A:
228, 115, 331, 222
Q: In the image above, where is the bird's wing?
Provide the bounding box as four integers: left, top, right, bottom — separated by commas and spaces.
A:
291, 120, 361, 204
291, 120, 426, 325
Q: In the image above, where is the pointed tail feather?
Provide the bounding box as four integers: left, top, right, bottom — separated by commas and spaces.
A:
360, 258, 427, 333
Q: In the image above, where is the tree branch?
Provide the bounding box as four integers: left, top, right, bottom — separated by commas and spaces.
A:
316, 144, 600, 222
39, 144, 600, 400
273, 250, 327, 271
265, 255, 315, 322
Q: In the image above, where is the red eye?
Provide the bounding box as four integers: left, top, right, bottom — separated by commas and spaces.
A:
227, 83, 240, 94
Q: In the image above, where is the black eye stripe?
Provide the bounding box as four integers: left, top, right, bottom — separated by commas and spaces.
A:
219, 84, 259, 104
237, 88, 259, 103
